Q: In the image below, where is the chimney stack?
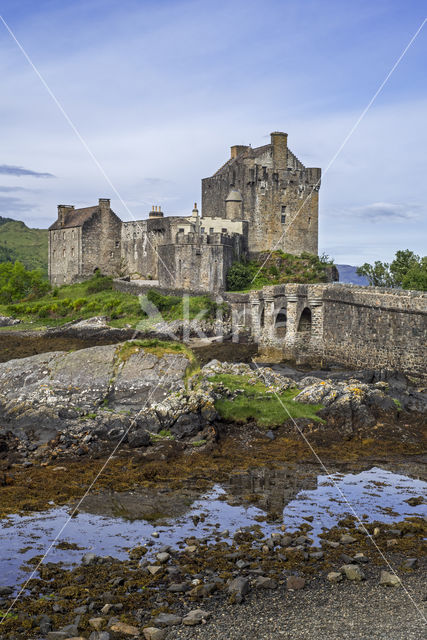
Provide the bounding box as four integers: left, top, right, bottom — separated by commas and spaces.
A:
57, 204, 74, 227
149, 205, 164, 218
270, 132, 288, 170
230, 145, 249, 159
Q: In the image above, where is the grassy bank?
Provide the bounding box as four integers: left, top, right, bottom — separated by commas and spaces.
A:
208, 373, 324, 426
0, 272, 227, 330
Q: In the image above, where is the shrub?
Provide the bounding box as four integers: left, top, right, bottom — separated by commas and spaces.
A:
85, 272, 113, 294
146, 289, 181, 312
72, 298, 87, 311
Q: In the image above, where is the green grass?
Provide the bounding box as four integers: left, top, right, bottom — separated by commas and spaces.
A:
208, 373, 324, 427
0, 275, 145, 329
0, 219, 48, 273
142, 289, 229, 322
226, 250, 335, 292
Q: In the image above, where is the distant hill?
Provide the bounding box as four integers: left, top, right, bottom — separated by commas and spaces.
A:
0, 216, 48, 273
336, 264, 369, 285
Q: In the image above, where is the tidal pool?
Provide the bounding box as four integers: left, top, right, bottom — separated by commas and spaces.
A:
0, 466, 425, 589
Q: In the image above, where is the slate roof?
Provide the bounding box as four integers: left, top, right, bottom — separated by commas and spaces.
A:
49, 206, 99, 230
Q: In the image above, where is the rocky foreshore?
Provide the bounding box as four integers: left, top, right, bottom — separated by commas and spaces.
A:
0, 339, 425, 464
0, 512, 424, 639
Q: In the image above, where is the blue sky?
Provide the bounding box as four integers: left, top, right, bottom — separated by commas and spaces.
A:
0, 0, 426, 264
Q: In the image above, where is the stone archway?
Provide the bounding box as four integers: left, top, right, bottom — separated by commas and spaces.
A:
275, 308, 287, 337
297, 307, 312, 332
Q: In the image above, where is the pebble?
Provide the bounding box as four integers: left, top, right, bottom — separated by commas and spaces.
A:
340, 534, 357, 544
89, 618, 105, 631
151, 531, 159, 538
403, 558, 417, 569
143, 628, 167, 640
379, 570, 401, 587
286, 576, 306, 590
153, 612, 182, 627
228, 576, 250, 603
340, 564, 365, 581
182, 609, 211, 625
156, 552, 170, 564
354, 552, 369, 563
255, 576, 278, 589
327, 571, 343, 583
109, 621, 140, 635
147, 565, 162, 575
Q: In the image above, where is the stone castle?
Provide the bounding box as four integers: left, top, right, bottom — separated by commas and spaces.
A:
49, 132, 321, 291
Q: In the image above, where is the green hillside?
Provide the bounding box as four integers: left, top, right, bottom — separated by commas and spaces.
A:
0, 216, 48, 273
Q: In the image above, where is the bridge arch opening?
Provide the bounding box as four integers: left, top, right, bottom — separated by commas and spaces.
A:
275, 308, 287, 336
297, 307, 312, 332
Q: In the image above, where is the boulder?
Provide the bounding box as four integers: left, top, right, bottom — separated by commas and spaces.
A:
143, 629, 167, 640
152, 613, 182, 627
228, 576, 250, 603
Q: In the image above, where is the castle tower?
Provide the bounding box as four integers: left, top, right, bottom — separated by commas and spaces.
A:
225, 189, 243, 220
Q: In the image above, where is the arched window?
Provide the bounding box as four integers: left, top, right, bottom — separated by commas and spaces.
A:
275, 308, 287, 336
297, 307, 312, 332
260, 306, 265, 328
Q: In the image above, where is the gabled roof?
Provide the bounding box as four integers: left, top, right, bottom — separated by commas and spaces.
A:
49, 206, 99, 230
212, 142, 304, 176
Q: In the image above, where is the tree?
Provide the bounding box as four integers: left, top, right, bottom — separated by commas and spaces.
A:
389, 250, 419, 287
356, 261, 393, 287
357, 250, 426, 291
0, 261, 50, 303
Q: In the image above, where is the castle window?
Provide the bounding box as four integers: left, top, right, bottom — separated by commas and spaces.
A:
297, 307, 312, 332
179, 228, 184, 233
201, 227, 205, 233
281, 215, 286, 224
262, 166, 268, 180
111, 251, 114, 257
115, 241, 119, 248
281, 205, 287, 224
308, 217, 311, 225
249, 168, 255, 183
273, 172, 279, 182
222, 228, 227, 234
71, 248, 75, 257
62, 249, 65, 257
209, 228, 214, 234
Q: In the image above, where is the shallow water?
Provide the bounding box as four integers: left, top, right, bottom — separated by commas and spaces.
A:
0, 466, 425, 589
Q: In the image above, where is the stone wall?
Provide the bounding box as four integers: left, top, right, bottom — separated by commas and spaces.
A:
158, 232, 242, 292
226, 284, 427, 376
81, 206, 122, 278
49, 226, 82, 285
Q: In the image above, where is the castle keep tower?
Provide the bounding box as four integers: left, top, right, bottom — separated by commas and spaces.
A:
201, 132, 320, 256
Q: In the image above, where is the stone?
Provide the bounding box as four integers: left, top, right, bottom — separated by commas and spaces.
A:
182, 609, 211, 626
47, 633, 68, 640
286, 576, 306, 590
153, 613, 182, 627
147, 565, 162, 575
255, 576, 278, 589
128, 429, 151, 448
185, 545, 197, 553
379, 570, 401, 587
402, 558, 418, 569
340, 534, 357, 544
89, 618, 105, 631
168, 582, 190, 593
327, 571, 343, 583
228, 576, 250, 603
323, 540, 340, 549
0, 586, 13, 596
310, 551, 324, 560
354, 553, 369, 563
89, 634, 110, 640
156, 552, 170, 564
82, 552, 99, 566
109, 622, 140, 635
340, 564, 365, 581
143, 628, 167, 640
